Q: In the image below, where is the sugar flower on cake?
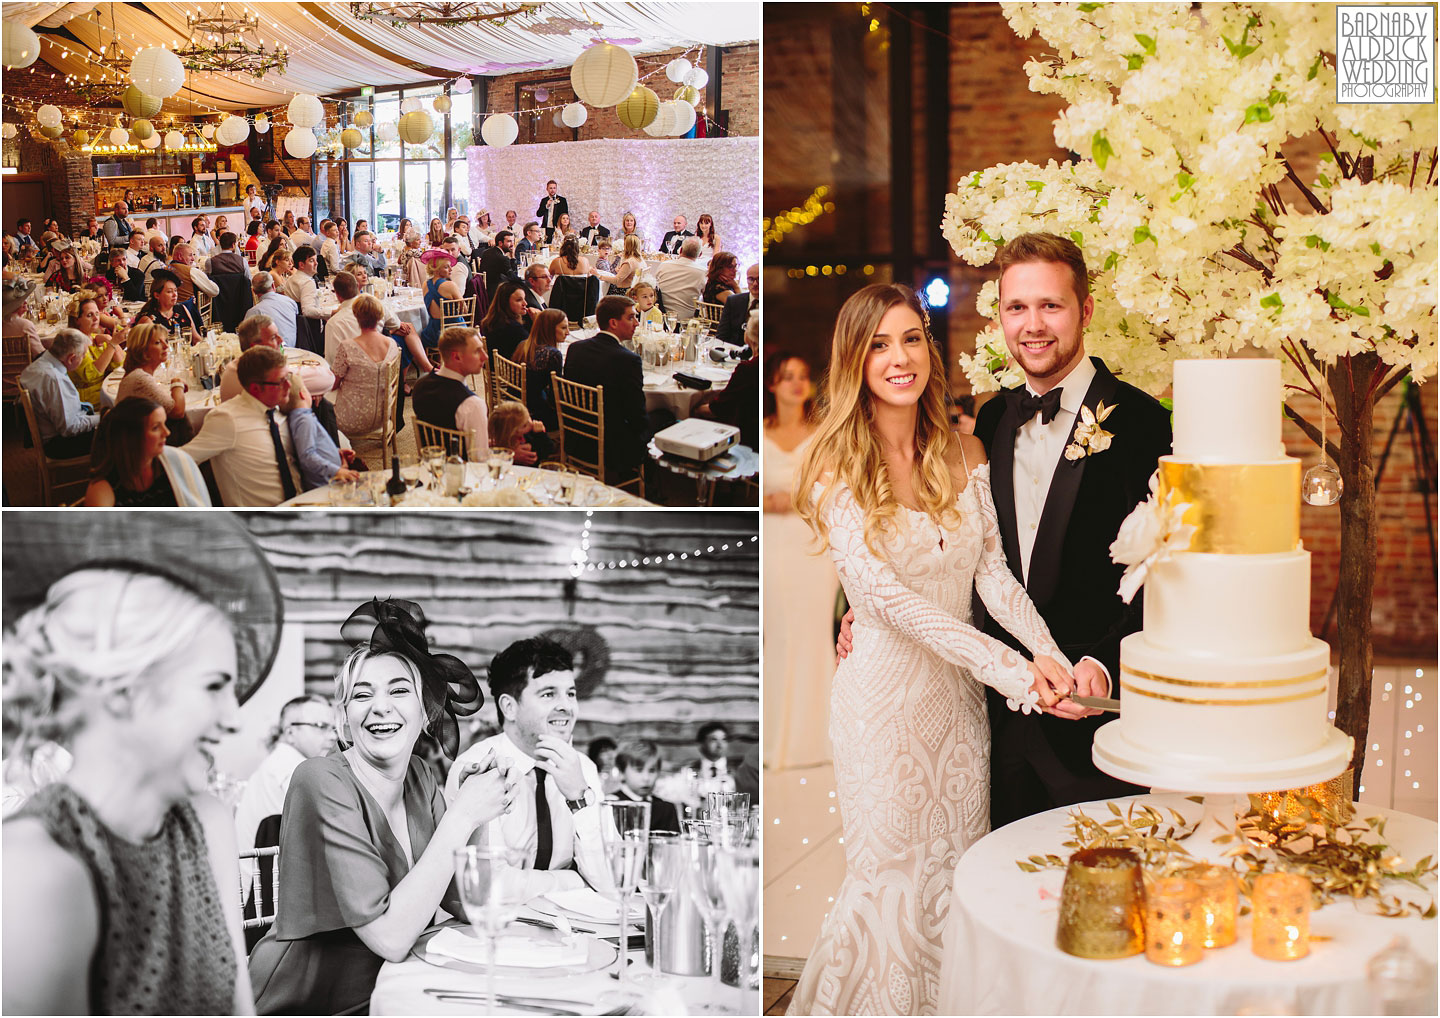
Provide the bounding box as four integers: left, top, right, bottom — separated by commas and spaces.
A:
1109, 470, 1196, 603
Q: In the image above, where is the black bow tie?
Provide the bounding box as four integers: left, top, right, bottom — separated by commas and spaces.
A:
1016, 387, 1062, 424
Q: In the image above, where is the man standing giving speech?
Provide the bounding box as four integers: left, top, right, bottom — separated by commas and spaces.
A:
536, 180, 569, 245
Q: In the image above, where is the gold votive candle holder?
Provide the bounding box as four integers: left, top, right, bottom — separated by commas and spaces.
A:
1251, 872, 1312, 960
1055, 847, 1145, 959
1143, 877, 1206, 966
1249, 769, 1355, 829
1178, 864, 1238, 948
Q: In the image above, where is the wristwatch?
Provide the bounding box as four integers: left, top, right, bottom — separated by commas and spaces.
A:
564, 790, 591, 813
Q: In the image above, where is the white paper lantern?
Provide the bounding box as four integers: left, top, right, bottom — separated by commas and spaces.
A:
39, 125, 63, 140
36, 104, 62, 129
400, 97, 421, 114
452, 76, 472, 95
561, 102, 587, 129
398, 110, 433, 145
480, 113, 518, 147
375, 120, 398, 143
1, 123, 16, 140
130, 46, 185, 99
163, 129, 183, 149
665, 57, 692, 83
642, 101, 676, 138
254, 112, 270, 133
283, 126, 317, 158
684, 66, 709, 90
141, 133, 161, 149
552, 110, 565, 129
570, 43, 638, 108
201, 123, 216, 139
223, 114, 250, 145
668, 98, 696, 136
534, 87, 550, 103
2, 21, 40, 68
352, 110, 372, 128
108, 126, 129, 146
287, 93, 323, 129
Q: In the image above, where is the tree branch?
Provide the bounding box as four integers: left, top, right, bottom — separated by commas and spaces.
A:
1283, 158, 1330, 214
1224, 244, 1273, 278
1374, 365, 1411, 403
1317, 125, 1352, 177
1283, 402, 1343, 462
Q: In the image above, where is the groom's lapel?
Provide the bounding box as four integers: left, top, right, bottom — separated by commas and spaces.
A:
987, 391, 1025, 584
1027, 357, 1118, 605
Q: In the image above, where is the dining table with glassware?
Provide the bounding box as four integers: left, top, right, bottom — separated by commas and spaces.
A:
101, 344, 327, 425
558, 324, 740, 421
312, 280, 431, 334
369, 795, 760, 1016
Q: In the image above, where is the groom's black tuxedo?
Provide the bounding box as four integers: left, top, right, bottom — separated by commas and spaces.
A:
974, 356, 1172, 829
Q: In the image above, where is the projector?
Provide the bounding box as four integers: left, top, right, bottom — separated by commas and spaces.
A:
652, 419, 740, 461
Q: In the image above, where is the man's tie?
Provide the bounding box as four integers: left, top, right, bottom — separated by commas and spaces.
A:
533, 768, 553, 870
708, 763, 718, 779
265, 408, 298, 502
1016, 387, 1063, 425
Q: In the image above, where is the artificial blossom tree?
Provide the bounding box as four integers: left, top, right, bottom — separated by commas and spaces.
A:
942, 2, 1436, 784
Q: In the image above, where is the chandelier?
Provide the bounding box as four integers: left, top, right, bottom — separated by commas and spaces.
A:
348, 2, 546, 28
176, 3, 289, 78
72, 6, 132, 101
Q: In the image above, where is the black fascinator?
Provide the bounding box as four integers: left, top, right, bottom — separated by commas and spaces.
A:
341, 598, 482, 759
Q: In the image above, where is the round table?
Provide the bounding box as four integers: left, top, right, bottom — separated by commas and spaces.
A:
648, 440, 757, 506
937, 793, 1438, 1015
278, 460, 653, 507
560, 329, 738, 420
101, 347, 330, 423
314, 287, 429, 333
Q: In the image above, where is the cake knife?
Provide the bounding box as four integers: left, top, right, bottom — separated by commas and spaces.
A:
1071, 695, 1121, 712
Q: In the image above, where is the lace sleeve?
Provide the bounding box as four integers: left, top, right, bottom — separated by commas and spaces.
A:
969, 466, 1073, 671
821, 483, 1041, 713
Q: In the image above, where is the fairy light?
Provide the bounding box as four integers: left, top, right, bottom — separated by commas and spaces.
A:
572, 534, 757, 574
763, 185, 835, 251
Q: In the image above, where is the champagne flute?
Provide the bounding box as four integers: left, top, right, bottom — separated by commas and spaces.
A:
715, 842, 760, 1011
598, 799, 650, 1005
684, 830, 732, 1014
488, 447, 515, 485
453, 845, 523, 1015
633, 832, 686, 988
420, 444, 445, 489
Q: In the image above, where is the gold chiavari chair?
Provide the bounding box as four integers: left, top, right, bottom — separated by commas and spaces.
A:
552, 375, 644, 498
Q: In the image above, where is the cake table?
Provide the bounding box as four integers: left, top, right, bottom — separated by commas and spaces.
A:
936, 793, 1438, 1015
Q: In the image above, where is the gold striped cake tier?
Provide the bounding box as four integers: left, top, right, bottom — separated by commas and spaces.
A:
1157, 458, 1300, 555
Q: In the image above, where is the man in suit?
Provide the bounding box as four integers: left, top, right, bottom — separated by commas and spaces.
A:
578, 210, 609, 245
522, 262, 553, 313
480, 229, 521, 298
613, 739, 681, 832
516, 222, 542, 256
660, 215, 693, 255
562, 294, 647, 481
716, 262, 758, 346
535, 179, 569, 244
838, 232, 1170, 827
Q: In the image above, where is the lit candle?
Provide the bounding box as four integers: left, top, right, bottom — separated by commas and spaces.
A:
1251, 872, 1311, 961
1180, 863, 1238, 948
1143, 877, 1205, 966
1055, 847, 1145, 959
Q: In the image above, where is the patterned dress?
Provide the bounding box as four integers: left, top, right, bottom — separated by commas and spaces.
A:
789, 464, 1068, 1016
331, 336, 399, 436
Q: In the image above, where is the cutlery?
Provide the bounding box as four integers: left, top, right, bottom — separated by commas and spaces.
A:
1071, 695, 1120, 712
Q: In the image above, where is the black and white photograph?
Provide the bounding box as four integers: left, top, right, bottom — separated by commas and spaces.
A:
2, 509, 760, 1015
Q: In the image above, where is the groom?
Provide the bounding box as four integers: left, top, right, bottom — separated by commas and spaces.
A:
843, 232, 1172, 827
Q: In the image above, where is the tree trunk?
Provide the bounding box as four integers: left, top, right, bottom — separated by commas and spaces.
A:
1328, 354, 1379, 786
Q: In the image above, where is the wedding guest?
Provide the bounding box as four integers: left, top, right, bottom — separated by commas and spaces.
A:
399, 232, 427, 289
244, 272, 299, 347
190, 215, 214, 258
247, 599, 503, 1014
335, 217, 353, 254
481, 281, 531, 361
135, 236, 170, 289
579, 210, 609, 245
695, 313, 759, 447
425, 218, 446, 249
594, 237, 614, 273
116, 322, 190, 444
548, 234, 590, 278
536, 179, 568, 244
290, 215, 315, 252
220, 314, 335, 402
281, 210, 297, 236
473, 209, 495, 246
100, 246, 144, 303
660, 214, 693, 255
17, 328, 99, 458
244, 182, 267, 217
81, 396, 210, 506
280, 246, 326, 322
617, 211, 644, 249
100, 201, 131, 248
330, 295, 401, 438
586, 737, 618, 782
443, 235, 470, 290
563, 295, 650, 481
258, 225, 290, 273
614, 740, 680, 832
555, 211, 573, 239
702, 251, 741, 306
122, 227, 146, 268
502, 210, 518, 233
522, 262, 553, 313
43, 242, 86, 292
516, 222, 542, 256
66, 293, 123, 407
3, 278, 43, 357
350, 230, 387, 276
695, 213, 720, 258
444, 636, 607, 902
244, 220, 263, 256
479, 229, 520, 297
717, 263, 759, 346
488, 400, 541, 466
326, 266, 429, 373
419, 248, 463, 350
513, 307, 567, 431
269, 249, 295, 285
1, 540, 270, 1013
630, 282, 664, 330
133, 270, 201, 343
411, 327, 488, 448
143, 216, 167, 249
168, 242, 220, 307
315, 220, 341, 275
593, 234, 644, 296
206, 231, 251, 278
653, 237, 706, 320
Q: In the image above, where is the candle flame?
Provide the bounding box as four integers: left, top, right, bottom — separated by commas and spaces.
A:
1171, 931, 1184, 946
1285, 925, 1300, 941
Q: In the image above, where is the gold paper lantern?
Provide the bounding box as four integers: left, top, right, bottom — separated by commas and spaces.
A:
131, 119, 155, 140
121, 85, 163, 119
397, 110, 433, 145
432, 94, 452, 114
615, 85, 659, 130
39, 125, 64, 140
340, 127, 363, 149
72, 129, 90, 146
674, 85, 699, 106
353, 110, 373, 128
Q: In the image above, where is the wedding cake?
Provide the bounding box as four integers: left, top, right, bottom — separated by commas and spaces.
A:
1092, 359, 1354, 792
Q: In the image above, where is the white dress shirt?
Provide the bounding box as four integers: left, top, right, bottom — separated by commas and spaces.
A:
320, 237, 343, 274
444, 731, 609, 903
281, 269, 325, 319
233, 742, 304, 888
652, 258, 706, 320
290, 229, 315, 252
181, 390, 303, 506
325, 298, 403, 363
184, 263, 220, 298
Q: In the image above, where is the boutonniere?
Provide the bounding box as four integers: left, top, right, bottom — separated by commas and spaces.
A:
1064, 400, 1117, 461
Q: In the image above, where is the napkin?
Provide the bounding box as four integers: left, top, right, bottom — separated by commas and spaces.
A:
426, 927, 588, 968
542, 888, 620, 922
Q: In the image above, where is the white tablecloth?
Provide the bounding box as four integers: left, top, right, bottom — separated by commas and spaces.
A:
314, 287, 429, 334
938, 793, 1438, 1016
559, 329, 736, 420
101, 347, 329, 423
279, 461, 652, 507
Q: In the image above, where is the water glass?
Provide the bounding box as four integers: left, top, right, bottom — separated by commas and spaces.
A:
487, 447, 515, 484
420, 444, 445, 488
453, 845, 524, 1014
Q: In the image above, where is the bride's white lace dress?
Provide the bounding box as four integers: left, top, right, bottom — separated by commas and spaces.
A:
788, 464, 1070, 1016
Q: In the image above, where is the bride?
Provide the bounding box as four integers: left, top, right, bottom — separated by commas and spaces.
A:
789, 283, 1079, 1016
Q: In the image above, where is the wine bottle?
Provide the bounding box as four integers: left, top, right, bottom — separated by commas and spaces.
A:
385, 457, 406, 500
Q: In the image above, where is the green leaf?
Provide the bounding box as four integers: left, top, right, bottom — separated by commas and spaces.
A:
1318, 173, 1332, 188
1351, 305, 1370, 317
1244, 103, 1273, 124
1026, 180, 1045, 192
1308, 53, 1323, 80
1159, 397, 1174, 413
1304, 234, 1331, 252
1133, 224, 1155, 245
1259, 292, 1284, 311
1125, 53, 1145, 70
1370, 242, 1382, 255
977, 228, 992, 243
1134, 33, 1157, 55
1077, 2, 1104, 10
1069, 230, 1084, 244
1176, 172, 1195, 191
1103, 251, 1119, 271
1267, 88, 1288, 105
1092, 131, 1114, 170
1222, 34, 1259, 58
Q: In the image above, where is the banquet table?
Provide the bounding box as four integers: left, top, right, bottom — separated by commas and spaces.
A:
278, 460, 653, 507
313, 285, 430, 334
559, 329, 738, 420
937, 793, 1438, 1016
101, 346, 329, 425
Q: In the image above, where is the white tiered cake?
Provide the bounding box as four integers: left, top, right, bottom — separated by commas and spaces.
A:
1092, 359, 1354, 792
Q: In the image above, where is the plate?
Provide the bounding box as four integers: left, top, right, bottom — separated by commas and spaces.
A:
411, 921, 617, 978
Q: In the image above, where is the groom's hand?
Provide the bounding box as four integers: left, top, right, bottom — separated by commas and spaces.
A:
836, 609, 856, 659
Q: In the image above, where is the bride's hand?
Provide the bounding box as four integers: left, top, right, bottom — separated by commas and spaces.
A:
1027, 655, 1072, 709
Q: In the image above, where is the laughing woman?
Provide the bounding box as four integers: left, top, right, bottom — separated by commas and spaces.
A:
2, 516, 281, 1015
248, 599, 512, 1015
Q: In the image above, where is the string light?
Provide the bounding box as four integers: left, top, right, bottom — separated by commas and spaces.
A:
785, 263, 876, 279
578, 534, 757, 574
762, 185, 834, 251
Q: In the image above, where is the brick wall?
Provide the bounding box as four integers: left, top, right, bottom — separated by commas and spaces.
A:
12, 131, 95, 235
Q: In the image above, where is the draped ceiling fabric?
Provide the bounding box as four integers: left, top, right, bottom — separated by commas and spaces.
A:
467, 136, 760, 271
14, 2, 759, 115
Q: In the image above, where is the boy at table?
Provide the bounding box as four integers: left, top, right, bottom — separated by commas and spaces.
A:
613, 740, 681, 833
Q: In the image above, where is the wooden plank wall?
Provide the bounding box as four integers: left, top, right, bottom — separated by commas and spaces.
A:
237, 511, 759, 766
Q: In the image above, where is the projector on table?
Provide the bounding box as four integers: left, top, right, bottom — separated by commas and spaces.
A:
653, 419, 740, 462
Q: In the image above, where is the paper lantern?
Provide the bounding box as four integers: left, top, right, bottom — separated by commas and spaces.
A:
283, 126, 317, 158
163, 129, 183, 149
353, 110, 373, 128
452, 76, 472, 94
120, 86, 161, 119
674, 84, 699, 106
2, 21, 40, 68
213, 117, 236, 147
40, 125, 63, 140
254, 112, 270, 134
224, 114, 250, 145
667, 99, 696, 136
480, 112, 517, 147
552, 111, 565, 129
684, 66, 709, 90
642, 101, 675, 138
432, 95, 452, 114
375, 121, 398, 143
130, 46, 185, 99
141, 133, 161, 149
560, 102, 587, 129
1, 123, 16, 139
533, 87, 550, 103
108, 126, 129, 146
400, 97, 421, 114
72, 129, 90, 146
130, 118, 155, 140
616, 85, 659, 130
398, 110, 433, 145
201, 122, 216, 139
665, 57, 692, 83
36, 104, 62, 129
287, 93, 323, 128
340, 127, 363, 149
570, 43, 638, 108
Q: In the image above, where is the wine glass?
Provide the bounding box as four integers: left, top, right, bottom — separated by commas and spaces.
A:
715, 841, 760, 1011
599, 799, 651, 1006
633, 832, 686, 987
683, 830, 732, 1014
453, 845, 523, 1015
420, 444, 445, 489
399, 452, 421, 489
488, 447, 515, 485
557, 467, 579, 506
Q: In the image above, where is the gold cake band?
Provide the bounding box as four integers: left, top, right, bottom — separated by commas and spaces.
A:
1119, 680, 1328, 706
1121, 665, 1330, 690
1157, 460, 1301, 554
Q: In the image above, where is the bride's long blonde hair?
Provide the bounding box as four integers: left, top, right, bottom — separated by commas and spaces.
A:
794, 283, 962, 554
